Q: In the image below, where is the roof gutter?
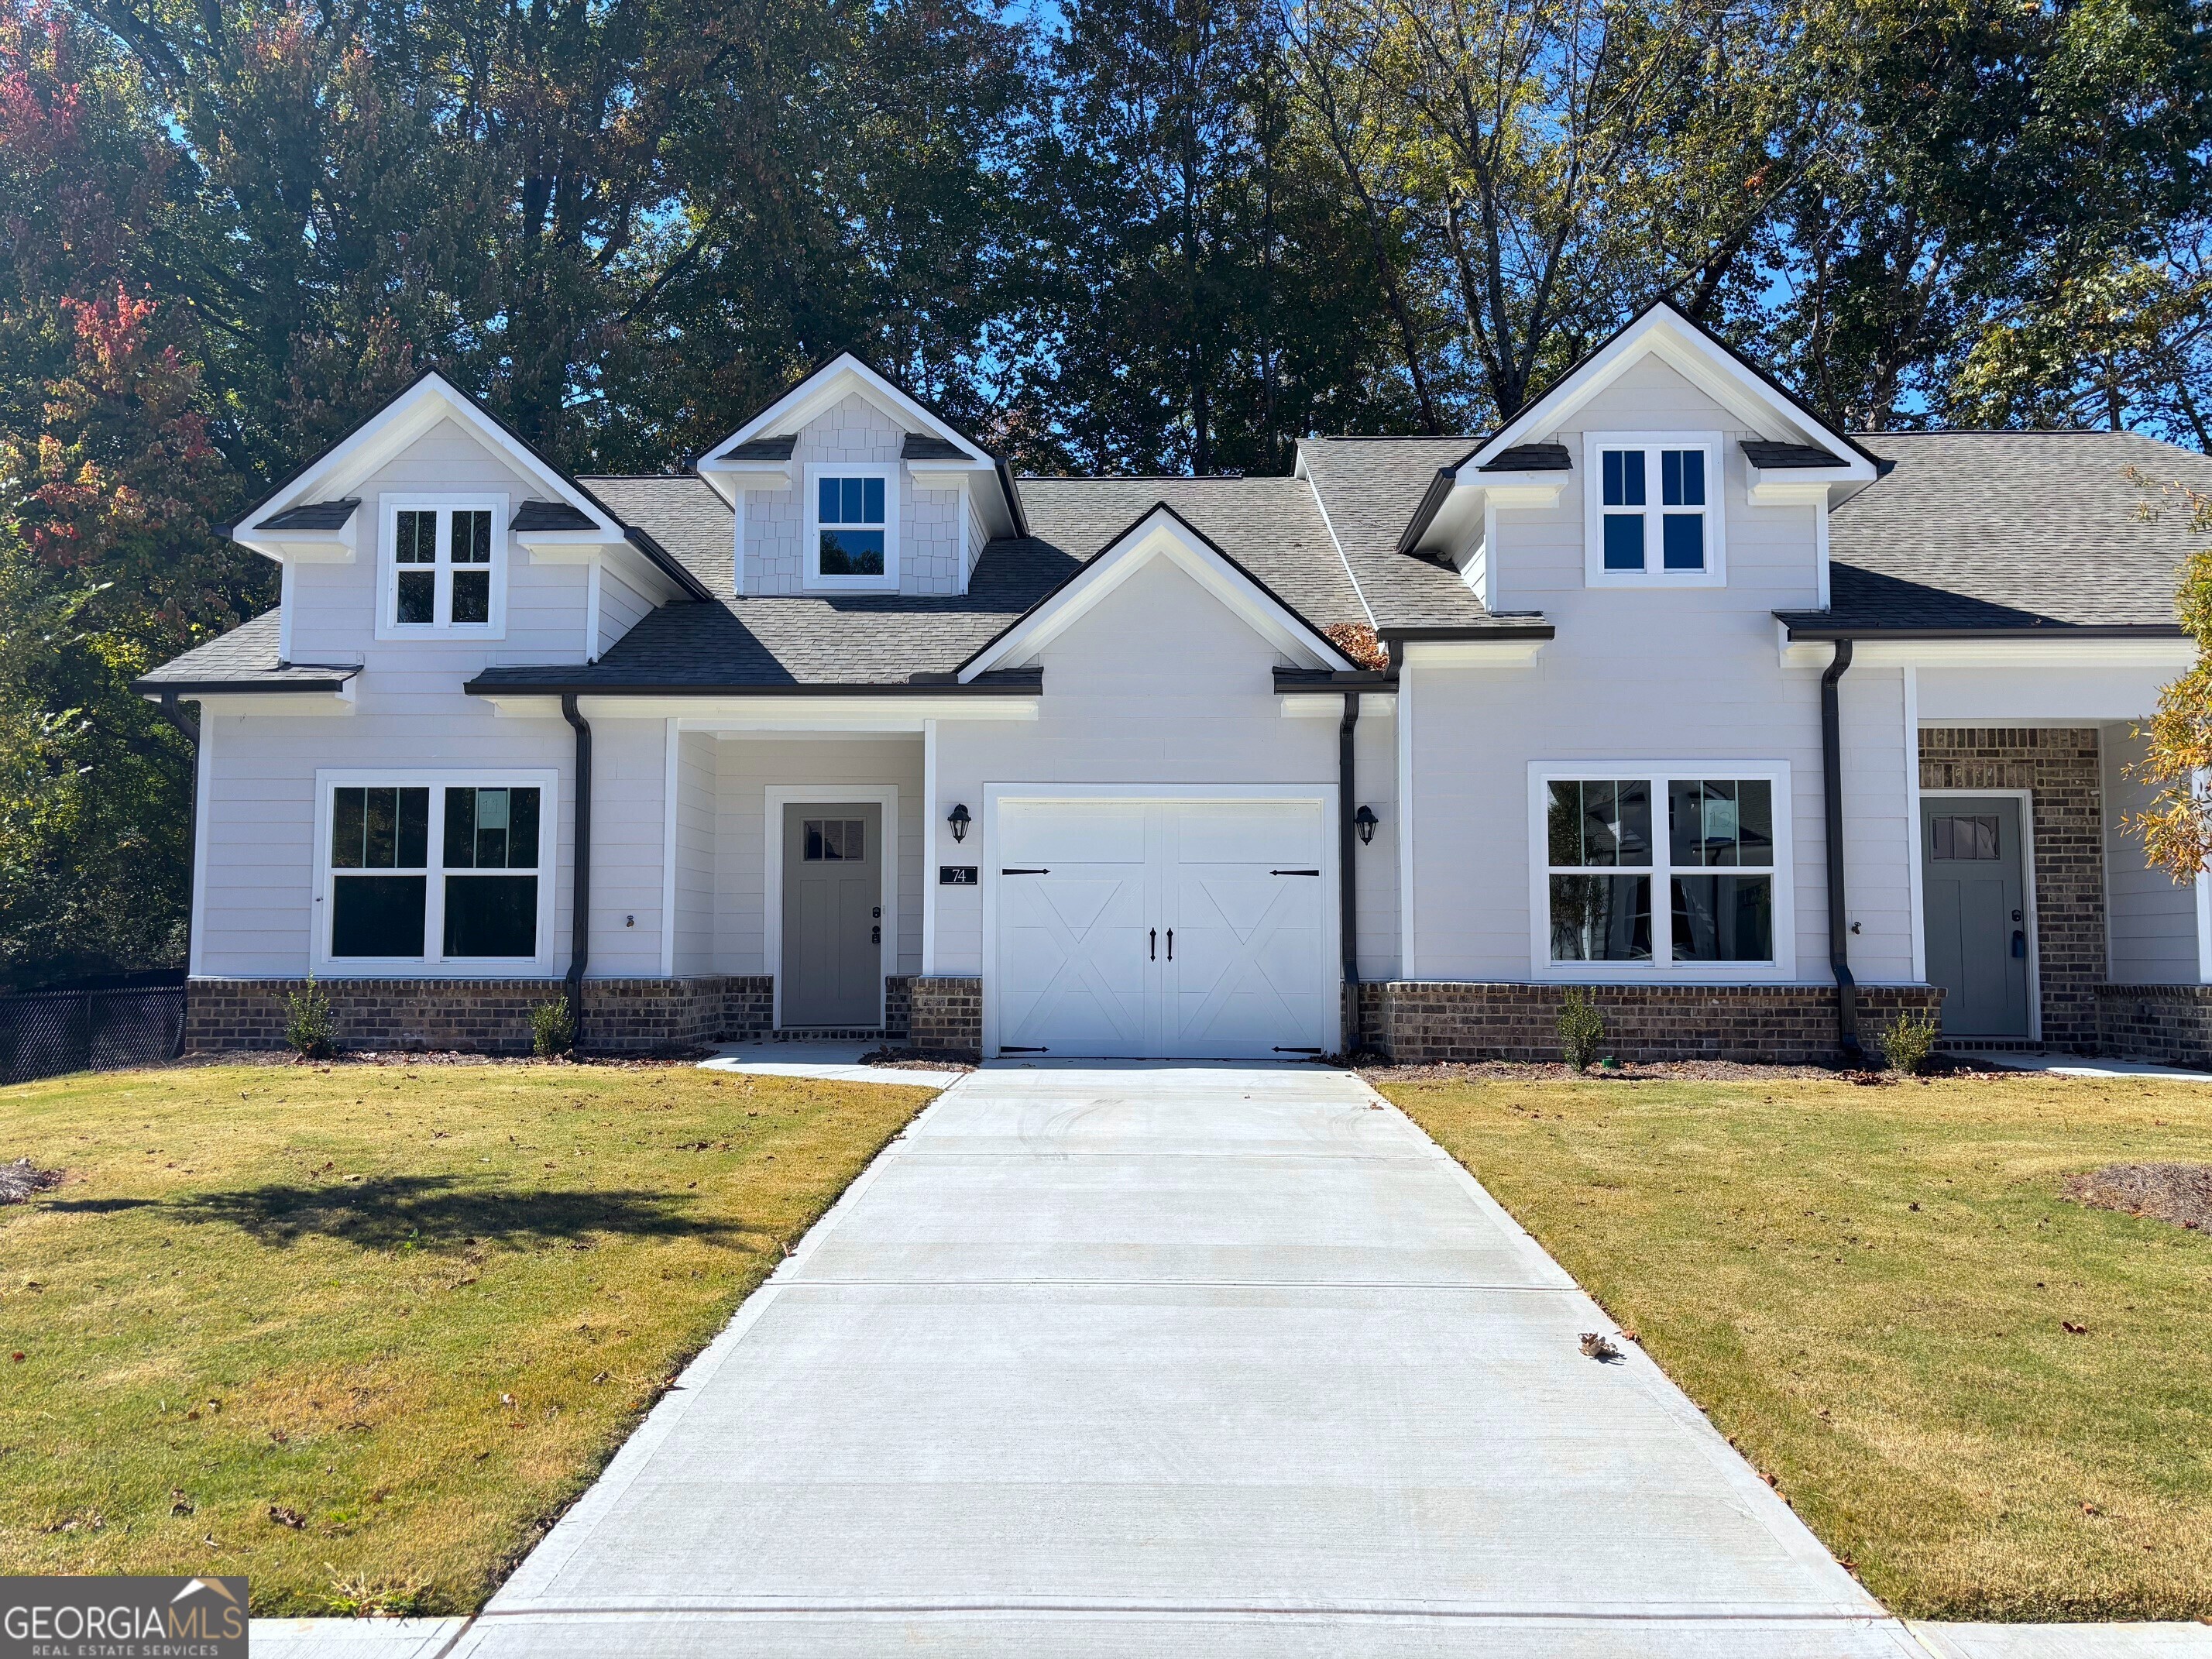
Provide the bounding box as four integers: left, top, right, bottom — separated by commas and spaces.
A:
1394, 465, 1462, 556
1781, 621, 2186, 642
621, 525, 716, 603
1820, 641, 1863, 1062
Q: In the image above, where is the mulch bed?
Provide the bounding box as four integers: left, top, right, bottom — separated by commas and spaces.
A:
0, 1158, 63, 1204
859, 1047, 978, 1072
2063, 1163, 2212, 1233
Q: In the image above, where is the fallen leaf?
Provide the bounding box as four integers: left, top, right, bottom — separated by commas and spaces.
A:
268, 1506, 306, 1530
2063, 1321, 2088, 1334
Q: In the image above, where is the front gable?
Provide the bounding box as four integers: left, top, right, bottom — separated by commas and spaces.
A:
958, 504, 1355, 682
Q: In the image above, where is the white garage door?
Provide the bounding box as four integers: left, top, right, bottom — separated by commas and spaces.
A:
994, 799, 1329, 1058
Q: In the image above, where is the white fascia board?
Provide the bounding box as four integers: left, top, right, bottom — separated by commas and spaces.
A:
479, 692, 1039, 724
1463, 304, 1875, 485
1746, 469, 1863, 509
1400, 636, 1547, 668
1281, 692, 1397, 719
958, 509, 1355, 681
233, 522, 357, 565
237, 373, 623, 543
693, 459, 795, 503
191, 687, 357, 716
1778, 632, 2195, 670
1408, 472, 1565, 559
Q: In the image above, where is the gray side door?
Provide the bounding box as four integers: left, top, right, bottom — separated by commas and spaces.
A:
781, 804, 883, 1028
1921, 796, 2031, 1037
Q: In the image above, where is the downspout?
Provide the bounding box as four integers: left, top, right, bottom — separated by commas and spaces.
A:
156, 692, 199, 1059
1819, 641, 1863, 1060
1340, 690, 1361, 1053
562, 693, 592, 1051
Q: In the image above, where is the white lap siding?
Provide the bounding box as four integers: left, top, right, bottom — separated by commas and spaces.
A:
711, 737, 925, 977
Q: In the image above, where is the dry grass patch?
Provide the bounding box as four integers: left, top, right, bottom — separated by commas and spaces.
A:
1376, 1067, 2212, 1623
0, 1060, 936, 1615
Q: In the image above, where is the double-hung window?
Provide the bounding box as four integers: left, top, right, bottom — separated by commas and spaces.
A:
803, 463, 898, 589
1534, 764, 1789, 976
320, 775, 553, 967
1583, 433, 1723, 585
381, 497, 506, 635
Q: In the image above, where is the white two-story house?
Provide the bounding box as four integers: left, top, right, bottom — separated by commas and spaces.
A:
139, 302, 2212, 1063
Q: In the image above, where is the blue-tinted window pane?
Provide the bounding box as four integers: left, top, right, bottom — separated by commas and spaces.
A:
819, 528, 885, 575
862, 476, 884, 522
819, 477, 840, 522
1601, 448, 1647, 507
1661, 513, 1704, 569
1661, 448, 1705, 506
1603, 513, 1644, 570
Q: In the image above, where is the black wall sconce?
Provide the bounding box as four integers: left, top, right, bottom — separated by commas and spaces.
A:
947, 803, 971, 843
1354, 805, 1379, 845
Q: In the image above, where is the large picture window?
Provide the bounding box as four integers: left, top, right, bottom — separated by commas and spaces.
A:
1535, 765, 1788, 975
1582, 433, 1723, 586
320, 775, 551, 965
381, 497, 505, 635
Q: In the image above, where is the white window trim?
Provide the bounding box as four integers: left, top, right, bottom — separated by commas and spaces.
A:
801, 462, 899, 592
763, 784, 899, 1030
1581, 431, 1726, 589
1527, 760, 1795, 982
310, 768, 558, 975
376, 493, 510, 640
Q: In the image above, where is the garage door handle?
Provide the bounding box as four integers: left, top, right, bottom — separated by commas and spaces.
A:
1166, 929, 1173, 960
1002, 867, 1049, 875
1149, 928, 1156, 960
1271, 868, 1321, 876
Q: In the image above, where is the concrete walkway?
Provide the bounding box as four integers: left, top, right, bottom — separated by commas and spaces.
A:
698, 1039, 969, 1089
1984, 1053, 2212, 1084
447, 1061, 1922, 1657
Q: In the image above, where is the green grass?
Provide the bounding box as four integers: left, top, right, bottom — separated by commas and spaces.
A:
1379, 1067, 2212, 1622
0, 1059, 936, 1616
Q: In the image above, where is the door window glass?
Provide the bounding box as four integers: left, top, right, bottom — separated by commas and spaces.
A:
1932, 815, 2001, 860
803, 819, 865, 861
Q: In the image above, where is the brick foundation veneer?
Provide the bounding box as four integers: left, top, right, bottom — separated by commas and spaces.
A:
2095, 984, 2212, 1067
186, 974, 775, 1056
1919, 727, 2104, 1049
905, 976, 982, 1056
884, 975, 913, 1040
1376, 981, 1944, 1065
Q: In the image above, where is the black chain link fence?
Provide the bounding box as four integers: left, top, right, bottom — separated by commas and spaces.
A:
0, 985, 187, 1086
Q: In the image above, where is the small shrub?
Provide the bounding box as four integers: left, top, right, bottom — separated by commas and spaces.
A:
1877, 1008, 1940, 1075
1558, 988, 1606, 1073
530, 998, 575, 1058
283, 978, 335, 1060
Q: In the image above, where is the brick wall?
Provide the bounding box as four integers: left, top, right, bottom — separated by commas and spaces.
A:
884, 975, 913, 1040
1376, 981, 1944, 1066
1919, 728, 2105, 1049
187, 975, 775, 1056
2095, 984, 2212, 1067
1347, 980, 1386, 1056
906, 976, 982, 1057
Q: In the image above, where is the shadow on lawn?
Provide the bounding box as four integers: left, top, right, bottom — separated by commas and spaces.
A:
48, 1175, 738, 1251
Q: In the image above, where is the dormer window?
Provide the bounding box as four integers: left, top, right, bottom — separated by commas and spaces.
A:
803, 462, 898, 589
1583, 433, 1723, 587
380, 495, 507, 637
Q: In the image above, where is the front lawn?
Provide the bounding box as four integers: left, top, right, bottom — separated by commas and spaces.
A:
0, 1059, 936, 1616
1379, 1066, 2212, 1622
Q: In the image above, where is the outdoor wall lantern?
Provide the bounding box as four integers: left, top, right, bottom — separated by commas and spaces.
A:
948, 803, 971, 843
1355, 805, 1379, 845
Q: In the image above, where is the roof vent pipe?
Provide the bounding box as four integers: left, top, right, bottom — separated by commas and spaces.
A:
1819, 641, 1863, 1060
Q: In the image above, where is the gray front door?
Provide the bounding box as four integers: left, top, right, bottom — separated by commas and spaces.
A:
1922, 796, 2031, 1037
781, 804, 883, 1027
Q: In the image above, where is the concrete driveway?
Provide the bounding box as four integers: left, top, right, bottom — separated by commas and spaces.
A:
454, 1063, 1918, 1657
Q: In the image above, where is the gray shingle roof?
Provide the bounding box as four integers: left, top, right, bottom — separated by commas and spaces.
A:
511, 499, 596, 531
254, 500, 358, 531
902, 433, 968, 461
1295, 438, 1539, 630
714, 435, 795, 462
1017, 477, 1365, 627
1742, 441, 1846, 469
1785, 431, 2212, 634
131, 610, 359, 693
1481, 443, 1571, 472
